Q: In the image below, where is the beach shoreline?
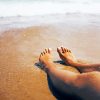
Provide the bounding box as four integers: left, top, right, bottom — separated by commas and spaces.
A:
0, 14, 100, 100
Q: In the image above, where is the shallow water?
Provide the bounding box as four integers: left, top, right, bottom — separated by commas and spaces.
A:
1, 14, 100, 61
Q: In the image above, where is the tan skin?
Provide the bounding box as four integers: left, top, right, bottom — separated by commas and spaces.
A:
57, 47, 100, 73
39, 47, 100, 100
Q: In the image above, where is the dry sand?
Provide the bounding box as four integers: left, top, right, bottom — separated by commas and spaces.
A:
0, 24, 100, 100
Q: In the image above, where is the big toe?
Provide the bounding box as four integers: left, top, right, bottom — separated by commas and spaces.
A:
57, 46, 66, 53
57, 47, 62, 54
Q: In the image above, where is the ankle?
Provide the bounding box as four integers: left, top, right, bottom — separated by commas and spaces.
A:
45, 62, 56, 73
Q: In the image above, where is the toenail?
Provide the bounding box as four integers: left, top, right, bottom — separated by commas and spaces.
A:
49, 48, 52, 51
57, 47, 60, 50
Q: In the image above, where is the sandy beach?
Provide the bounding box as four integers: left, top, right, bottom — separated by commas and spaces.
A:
0, 14, 100, 100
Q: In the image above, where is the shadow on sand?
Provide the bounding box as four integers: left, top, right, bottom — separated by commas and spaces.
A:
35, 61, 82, 100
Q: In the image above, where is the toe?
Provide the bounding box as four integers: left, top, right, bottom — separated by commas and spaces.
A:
66, 48, 69, 52
48, 48, 52, 53
39, 53, 43, 61
69, 50, 71, 53
40, 54, 42, 57
67, 49, 71, 53
57, 47, 62, 53
57, 47, 60, 52
45, 48, 48, 53
64, 48, 67, 52
61, 47, 64, 53
41, 52, 43, 56
43, 51, 45, 54
39, 54, 41, 61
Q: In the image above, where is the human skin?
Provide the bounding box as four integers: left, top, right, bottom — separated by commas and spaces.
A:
57, 47, 100, 73
39, 48, 100, 100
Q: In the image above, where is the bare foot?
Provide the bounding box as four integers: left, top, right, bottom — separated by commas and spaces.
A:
57, 47, 77, 65
57, 47, 100, 72
39, 48, 54, 72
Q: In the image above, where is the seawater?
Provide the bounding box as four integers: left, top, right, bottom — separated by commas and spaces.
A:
0, 0, 100, 17
0, 0, 100, 32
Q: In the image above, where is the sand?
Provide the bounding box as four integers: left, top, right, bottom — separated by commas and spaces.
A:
0, 27, 56, 100
0, 15, 100, 100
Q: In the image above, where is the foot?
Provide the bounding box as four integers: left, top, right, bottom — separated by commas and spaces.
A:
57, 47, 100, 72
39, 48, 54, 72
57, 47, 77, 66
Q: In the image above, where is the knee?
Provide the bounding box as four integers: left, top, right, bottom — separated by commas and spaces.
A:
74, 71, 100, 89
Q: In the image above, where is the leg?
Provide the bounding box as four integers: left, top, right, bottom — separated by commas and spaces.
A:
39, 48, 100, 100
57, 47, 100, 73
39, 48, 79, 94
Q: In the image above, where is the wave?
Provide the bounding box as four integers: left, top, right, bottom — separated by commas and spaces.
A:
0, 1, 100, 17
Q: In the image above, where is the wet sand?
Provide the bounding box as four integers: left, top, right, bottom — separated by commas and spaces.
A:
0, 15, 100, 100
0, 27, 57, 100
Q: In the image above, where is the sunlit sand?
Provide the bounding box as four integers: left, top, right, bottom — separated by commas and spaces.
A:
0, 13, 100, 100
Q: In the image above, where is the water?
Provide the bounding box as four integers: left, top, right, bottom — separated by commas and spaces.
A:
0, 0, 100, 36
0, 0, 100, 17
